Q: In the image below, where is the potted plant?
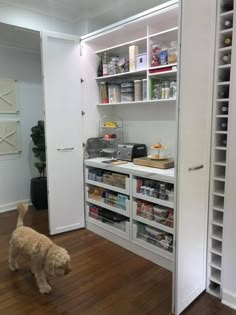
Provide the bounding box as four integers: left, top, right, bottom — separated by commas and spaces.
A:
30, 120, 48, 210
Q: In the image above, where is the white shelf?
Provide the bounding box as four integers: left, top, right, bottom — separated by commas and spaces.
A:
219, 28, 233, 34
216, 98, 229, 102
87, 214, 130, 240
86, 194, 130, 217
85, 158, 175, 183
213, 176, 225, 182
210, 246, 222, 256
209, 271, 221, 285
210, 254, 222, 269
215, 131, 228, 134
95, 36, 147, 54
133, 191, 174, 209
214, 162, 226, 166
216, 115, 229, 118
148, 26, 178, 39
213, 192, 225, 198
210, 233, 223, 242
218, 64, 231, 69
216, 81, 230, 85
218, 46, 232, 52
96, 69, 146, 80
207, 287, 221, 299
132, 201, 174, 234
86, 179, 129, 195
132, 224, 173, 261
211, 219, 223, 228
212, 207, 224, 213
97, 99, 176, 106
215, 146, 227, 151
149, 63, 177, 71
148, 69, 177, 78
219, 10, 234, 17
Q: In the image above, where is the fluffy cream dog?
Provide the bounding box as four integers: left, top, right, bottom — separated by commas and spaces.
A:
9, 203, 71, 294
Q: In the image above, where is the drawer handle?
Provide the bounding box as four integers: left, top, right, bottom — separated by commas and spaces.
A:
57, 147, 74, 152
188, 164, 204, 171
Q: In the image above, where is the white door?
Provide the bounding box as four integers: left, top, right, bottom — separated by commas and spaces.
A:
174, 0, 216, 314
41, 31, 85, 235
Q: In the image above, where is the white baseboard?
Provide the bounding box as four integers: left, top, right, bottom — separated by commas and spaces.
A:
222, 289, 236, 310
0, 200, 31, 213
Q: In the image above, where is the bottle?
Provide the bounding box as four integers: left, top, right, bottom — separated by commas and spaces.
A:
102, 52, 108, 76
97, 55, 103, 77
220, 104, 228, 114
218, 88, 229, 98
222, 53, 231, 64
220, 121, 227, 131
224, 19, 232, 29
224, 37, 232, 46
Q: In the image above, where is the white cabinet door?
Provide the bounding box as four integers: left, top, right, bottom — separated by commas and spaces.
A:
41, 31, 85, 235
174, 0, 216, 314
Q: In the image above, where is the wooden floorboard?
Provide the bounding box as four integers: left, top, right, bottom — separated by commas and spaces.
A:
0, 207, 235, 315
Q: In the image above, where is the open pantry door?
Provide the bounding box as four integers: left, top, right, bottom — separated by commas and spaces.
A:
174, 0, 216, 314
41, 31, 85, 235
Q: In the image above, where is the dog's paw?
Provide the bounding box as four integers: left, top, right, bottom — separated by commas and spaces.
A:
39, 284, 52, 294
9, 264, 19, 271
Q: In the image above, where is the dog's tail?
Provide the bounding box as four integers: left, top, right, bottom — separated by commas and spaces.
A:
16, 203, 28, 228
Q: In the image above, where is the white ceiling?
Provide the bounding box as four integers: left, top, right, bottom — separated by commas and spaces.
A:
0, 0, 168, 53
0, 0, 167, 24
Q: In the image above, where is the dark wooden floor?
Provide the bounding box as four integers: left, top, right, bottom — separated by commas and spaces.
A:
0, 208, 235, 315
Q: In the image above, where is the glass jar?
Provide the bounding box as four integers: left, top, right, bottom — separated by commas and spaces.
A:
161, 81, 170, 99
170, 81, 177, 99
153, 83, 162, 99
168, 41, 177, 64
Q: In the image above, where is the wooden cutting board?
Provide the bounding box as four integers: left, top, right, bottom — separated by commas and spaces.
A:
133, 157, 174, 169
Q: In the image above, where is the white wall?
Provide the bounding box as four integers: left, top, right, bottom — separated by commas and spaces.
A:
0, 2, 77, 35
0, 46, 44, 212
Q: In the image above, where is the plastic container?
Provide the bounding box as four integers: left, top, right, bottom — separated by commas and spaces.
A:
142, 79, 147, 101
100, 82, 108, 103
134, 80, 142, 101
159, 48, 168, 65
108, 84, 121, 103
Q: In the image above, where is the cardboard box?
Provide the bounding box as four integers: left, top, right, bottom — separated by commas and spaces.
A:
136, 53, 147, 70
129, 45, 139, 72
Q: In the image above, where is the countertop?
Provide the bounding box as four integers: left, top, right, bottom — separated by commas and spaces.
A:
84, 158, 175, 183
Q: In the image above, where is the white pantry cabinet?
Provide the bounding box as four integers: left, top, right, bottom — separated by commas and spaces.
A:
41, 0, 216, 314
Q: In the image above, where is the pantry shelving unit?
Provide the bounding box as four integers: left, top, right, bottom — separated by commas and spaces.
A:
84, 158, 175, 270
91, 7, 178, 106
40, 0, 218, 313
207, 0, 234, 299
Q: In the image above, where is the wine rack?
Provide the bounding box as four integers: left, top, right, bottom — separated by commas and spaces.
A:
207, 0, 234, 299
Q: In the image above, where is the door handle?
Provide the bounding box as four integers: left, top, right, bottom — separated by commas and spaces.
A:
188, 164, 204, 171
57, 147, 74, 151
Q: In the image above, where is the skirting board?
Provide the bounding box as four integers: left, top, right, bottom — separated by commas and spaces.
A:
86, 220, 173, 272
0, 200, 31, 213
222, 289, 236, 310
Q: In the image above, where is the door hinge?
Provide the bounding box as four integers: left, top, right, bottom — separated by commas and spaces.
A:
81, 111, 85, 116
81, 78, 84, 83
